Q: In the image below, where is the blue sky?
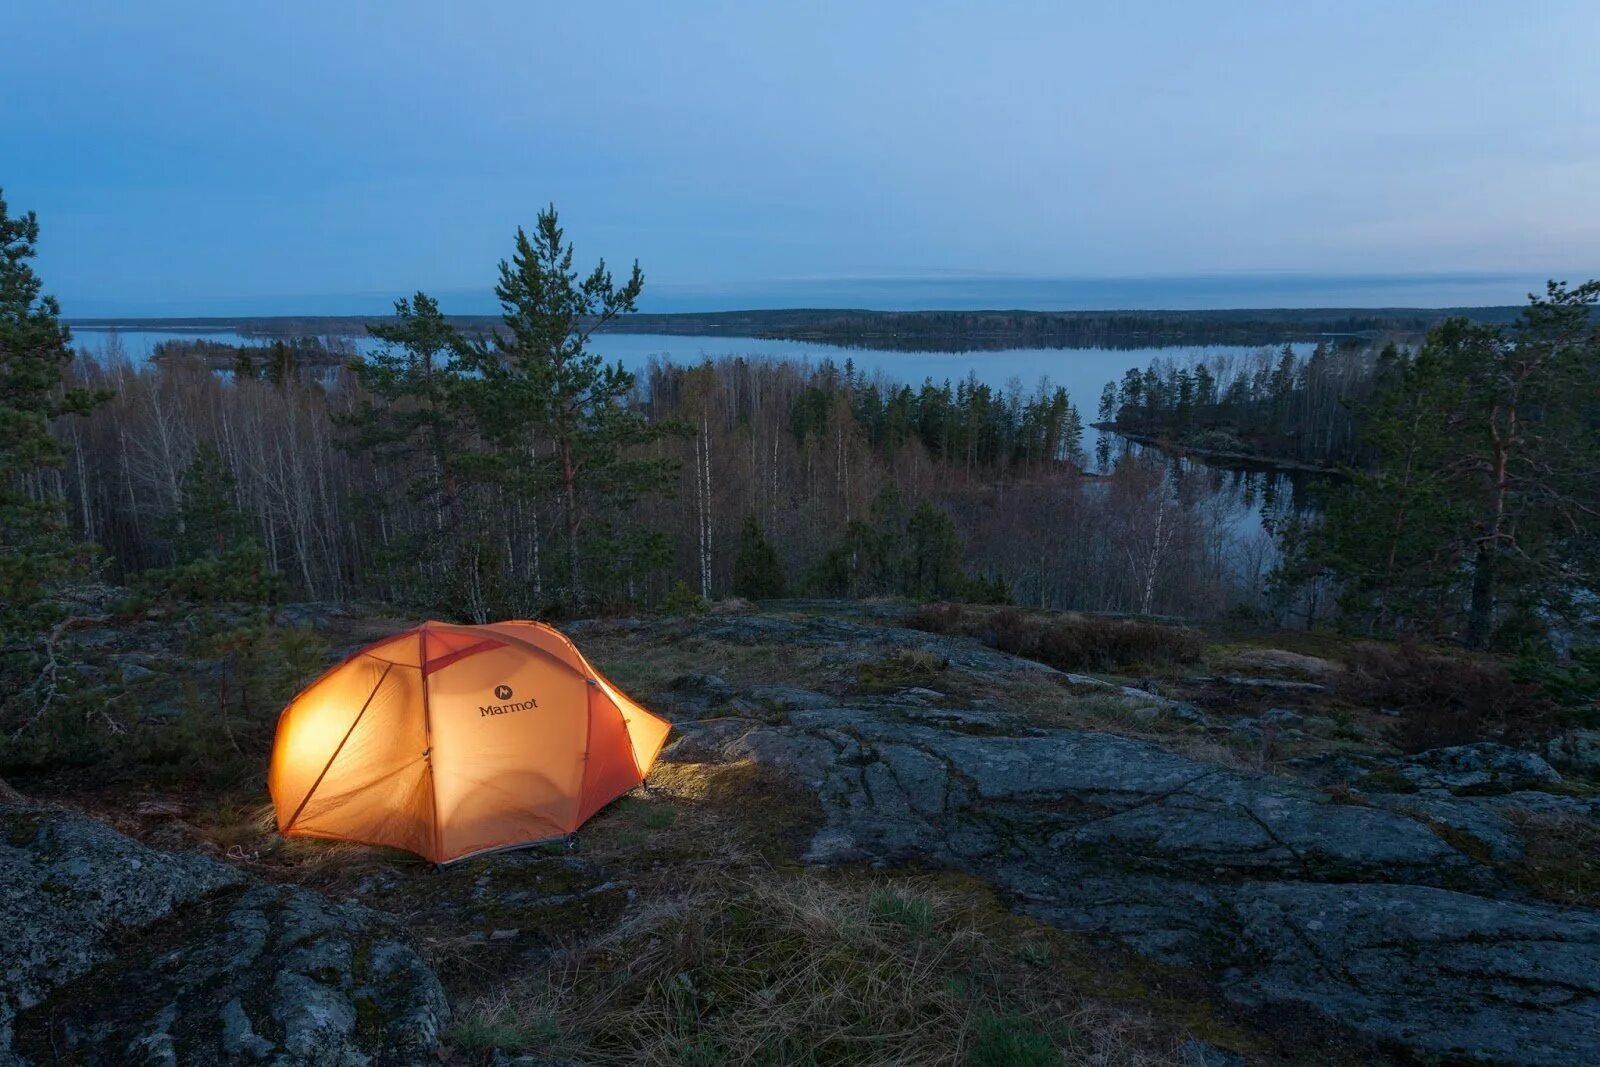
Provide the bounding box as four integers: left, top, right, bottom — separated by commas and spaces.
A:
6, 2, 1599, 315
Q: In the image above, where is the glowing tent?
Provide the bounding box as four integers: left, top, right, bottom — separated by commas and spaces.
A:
268, 620, 671, 865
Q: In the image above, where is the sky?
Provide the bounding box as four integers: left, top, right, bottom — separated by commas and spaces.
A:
6, 1, 1599, 316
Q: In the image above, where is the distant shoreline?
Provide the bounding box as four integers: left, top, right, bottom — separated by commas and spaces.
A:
66, 305, 1529, 353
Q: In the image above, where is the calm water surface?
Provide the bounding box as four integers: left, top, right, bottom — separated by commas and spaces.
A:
70, 326, 1304, 419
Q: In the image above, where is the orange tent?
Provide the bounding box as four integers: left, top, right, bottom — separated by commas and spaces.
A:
268, 620, 671, 865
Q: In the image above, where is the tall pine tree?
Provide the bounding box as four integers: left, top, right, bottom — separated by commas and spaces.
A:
0, 191, 107, 740
462, 208, 682, 606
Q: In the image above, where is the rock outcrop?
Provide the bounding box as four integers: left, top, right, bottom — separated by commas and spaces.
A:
659, 615, 1600, 1066
1, 804, 447, 1066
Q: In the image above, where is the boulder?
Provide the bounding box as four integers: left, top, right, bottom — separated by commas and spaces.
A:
1226, 648, 1339, 679
655, 672, 737, 719
1, 804, 446, 1066
747, 684, 835, 711
1396, 743, 1563, 792
20, 884, 448, 1066
1546, 729, 1600, 778
1, 804, 246, 1057
1258, 707, 1303, 728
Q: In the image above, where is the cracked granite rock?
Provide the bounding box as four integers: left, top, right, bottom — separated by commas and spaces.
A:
668, 676, 1600, 1065
1, 805, 446, 1066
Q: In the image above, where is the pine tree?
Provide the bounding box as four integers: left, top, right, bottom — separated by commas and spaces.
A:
0, 192, 105, 653
463, 207, 682, 606
1316, 282, 1600, 645
344, 292, 482, 610
732, 515, 786, 598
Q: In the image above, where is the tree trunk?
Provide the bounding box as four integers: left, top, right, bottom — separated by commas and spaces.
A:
1467, 422, 1512, 649
560, 438, 581, 603
1466, 541, 1497, 648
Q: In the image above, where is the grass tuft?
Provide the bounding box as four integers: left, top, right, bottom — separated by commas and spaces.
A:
966, 1011, 1059, 1067
446, 993, 560, 1055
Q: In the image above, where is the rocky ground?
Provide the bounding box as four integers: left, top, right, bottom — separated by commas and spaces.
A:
3, 601, 1598, 1065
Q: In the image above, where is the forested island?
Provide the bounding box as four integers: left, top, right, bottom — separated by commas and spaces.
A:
69, 303, 1535, 352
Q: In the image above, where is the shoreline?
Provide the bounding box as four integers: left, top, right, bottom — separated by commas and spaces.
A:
1096, 423, 1347, 476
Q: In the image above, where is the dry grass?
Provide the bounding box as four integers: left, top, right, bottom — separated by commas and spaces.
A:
909, 603, 1204, 673
449, 871, 1189, 1067
1506, 809, 1600, 908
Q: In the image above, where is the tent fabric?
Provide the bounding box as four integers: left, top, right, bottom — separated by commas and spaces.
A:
268, 620, 671, 865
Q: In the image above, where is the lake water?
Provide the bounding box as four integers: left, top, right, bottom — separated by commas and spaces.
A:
69, 326, 1304, 426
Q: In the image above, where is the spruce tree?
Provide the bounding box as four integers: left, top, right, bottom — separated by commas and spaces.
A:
143, 446, 275, 605
904, 501, 967, 599
732, 516, 786, 599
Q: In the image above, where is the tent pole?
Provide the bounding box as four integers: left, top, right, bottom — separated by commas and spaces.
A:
420, 625, 445, 864
283, 662, 393, 833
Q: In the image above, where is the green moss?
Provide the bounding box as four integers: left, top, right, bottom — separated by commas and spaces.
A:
1357, 767, 1419, 794
966, 1012, 1058, 1067
3, 814, 43, 847
855, 650, 947, 694
1429, 822, 1496, 865
350, 936, 375, 981
868, 890, 937, 939
353, 994, 385, 1044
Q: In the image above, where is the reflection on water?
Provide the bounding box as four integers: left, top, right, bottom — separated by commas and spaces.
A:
69, 326, 1309, 426
1104, 431, 1332, 549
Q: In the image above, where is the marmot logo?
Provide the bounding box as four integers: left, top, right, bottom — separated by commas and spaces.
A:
480, 684, 538, 717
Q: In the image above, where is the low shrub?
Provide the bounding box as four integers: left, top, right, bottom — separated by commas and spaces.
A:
1340, 641, 1552, 753
1514, 645, 1600, 727
909, 603, 1204, 672
660, 580, 710, 616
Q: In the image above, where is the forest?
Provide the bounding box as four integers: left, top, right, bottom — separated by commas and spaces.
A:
5, 192, 1599, 769
56, 303, 1247, 621
1098, 340, 1384, 468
